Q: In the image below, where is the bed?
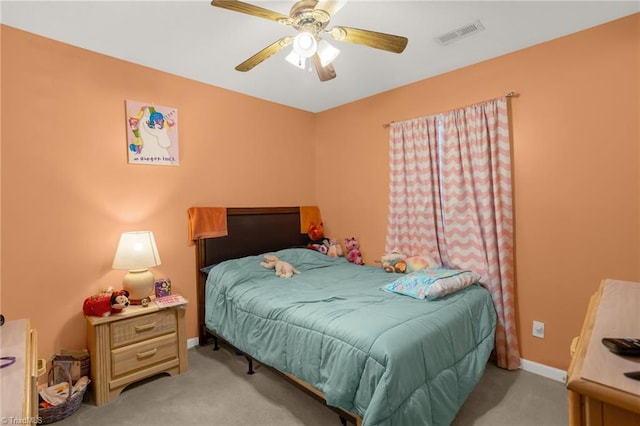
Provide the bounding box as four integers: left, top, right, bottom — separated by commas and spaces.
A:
195, 207, 497, 426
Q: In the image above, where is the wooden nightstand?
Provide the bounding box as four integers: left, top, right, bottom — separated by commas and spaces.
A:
85, 302, 188, 405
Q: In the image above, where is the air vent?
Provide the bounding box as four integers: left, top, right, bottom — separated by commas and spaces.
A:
435, 20, 485, 46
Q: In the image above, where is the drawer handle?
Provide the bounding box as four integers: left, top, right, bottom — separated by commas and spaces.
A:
135, 322, 156, 332
137, 348, 157, 359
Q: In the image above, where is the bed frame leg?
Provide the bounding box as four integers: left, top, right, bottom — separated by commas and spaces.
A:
211, 336, 220, 351
339, 415, 347, 426
245, 356, 255, 375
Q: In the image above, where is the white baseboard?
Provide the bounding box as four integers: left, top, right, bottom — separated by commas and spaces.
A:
187, 337, 199, 349
520, 358, 567, 383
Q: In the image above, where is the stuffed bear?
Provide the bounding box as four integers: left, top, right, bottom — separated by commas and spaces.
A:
307, 241, 328, 254
405, 255, 439, 272
307, 222, 324, 242
381, 253, 439, 273
83, 289, 130, 317
260, 254, 300, 278
325, 239, 344, 257
344, 237, 364, 265
307, 238, 344, 257
381, 252, 407, 273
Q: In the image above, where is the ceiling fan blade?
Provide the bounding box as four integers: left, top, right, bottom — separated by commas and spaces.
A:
328, 26, 408, 53
211, 0, 289, 23
235, 37, 293, 72
312, 54, 336, 82
314, 0, 347, 17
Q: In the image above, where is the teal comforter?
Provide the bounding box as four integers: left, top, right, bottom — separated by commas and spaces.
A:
205, 248, 496, 425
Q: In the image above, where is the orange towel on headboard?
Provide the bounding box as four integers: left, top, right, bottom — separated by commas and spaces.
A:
187, 207, 228, 245
299, 206, 322, 234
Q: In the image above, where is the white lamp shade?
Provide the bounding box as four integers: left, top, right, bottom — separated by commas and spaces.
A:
113, 231, 161, 303
112, 231, 161, 270
292, 32, 317, 59
317, 39, 340, 67
285, 50, 306, 69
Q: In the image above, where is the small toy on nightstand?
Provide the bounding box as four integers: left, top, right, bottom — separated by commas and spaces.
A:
82, 289, 130, 317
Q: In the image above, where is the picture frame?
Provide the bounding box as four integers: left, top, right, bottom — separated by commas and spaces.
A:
155, 278, 172, 298
125, 100, 179, 166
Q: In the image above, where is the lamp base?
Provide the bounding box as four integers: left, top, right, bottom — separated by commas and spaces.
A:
122, 269, 154, 305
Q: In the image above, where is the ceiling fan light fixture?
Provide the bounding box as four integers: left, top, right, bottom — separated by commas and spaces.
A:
285, 50, 306, 69
292, 32, 317, 58
317, 39, 340, 67
211, 0, 409, 82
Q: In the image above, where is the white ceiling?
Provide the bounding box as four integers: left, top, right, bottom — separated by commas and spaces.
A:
2, 1, 638, 113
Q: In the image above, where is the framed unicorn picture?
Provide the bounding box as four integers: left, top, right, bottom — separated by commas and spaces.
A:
125, 100, 179, 166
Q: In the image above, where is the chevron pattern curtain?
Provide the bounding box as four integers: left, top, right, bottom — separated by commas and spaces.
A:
386, 97, 520, 370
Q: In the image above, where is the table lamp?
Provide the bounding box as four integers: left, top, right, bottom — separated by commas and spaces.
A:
112, 231, 161, 304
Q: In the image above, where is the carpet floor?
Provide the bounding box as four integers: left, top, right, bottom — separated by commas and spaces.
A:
55, 345, 568, 426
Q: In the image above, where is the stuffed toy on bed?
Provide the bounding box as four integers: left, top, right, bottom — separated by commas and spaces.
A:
325, 239, 344, 257
307, 222, 324, 241
406, 255, 439, 272
307, 241, 328, 254
381, 252, 407, 273
260, 254, 300, 278
345, 237, 364, 265
381, 253, 439, 273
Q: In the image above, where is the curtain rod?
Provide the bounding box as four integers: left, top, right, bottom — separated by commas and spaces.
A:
382, 91, 519, 128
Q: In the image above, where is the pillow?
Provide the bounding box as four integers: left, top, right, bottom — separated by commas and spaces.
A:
405, 255, 438, 273
382, 268, 480, 300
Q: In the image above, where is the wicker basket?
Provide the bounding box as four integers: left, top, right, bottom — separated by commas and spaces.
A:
51, 352, 90, 384
38, 364, 86, 424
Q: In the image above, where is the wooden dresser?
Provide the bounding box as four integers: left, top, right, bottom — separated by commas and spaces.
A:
566, 279, 640, 426
0, 319, 40, 423
86, 303, 188, 405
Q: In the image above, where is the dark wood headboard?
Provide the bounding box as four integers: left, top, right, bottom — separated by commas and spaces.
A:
194, 207, 309, 344
192, 206, 362, 425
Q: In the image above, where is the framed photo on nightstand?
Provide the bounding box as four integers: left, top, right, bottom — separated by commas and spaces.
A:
155, 278, 171, 298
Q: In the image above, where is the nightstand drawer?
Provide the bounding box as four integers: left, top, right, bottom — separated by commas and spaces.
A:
110, 333, 178, 377
110, 310, 176, 348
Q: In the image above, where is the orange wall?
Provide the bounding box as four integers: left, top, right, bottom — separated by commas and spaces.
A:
1, 26, 317, 362
316, 14, 639, 370
1, 14, 638, 372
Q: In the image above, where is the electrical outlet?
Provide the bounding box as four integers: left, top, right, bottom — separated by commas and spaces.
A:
532, 320, 545, 338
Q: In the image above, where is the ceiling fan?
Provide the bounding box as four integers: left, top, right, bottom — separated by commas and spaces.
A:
210, 0, 408, 82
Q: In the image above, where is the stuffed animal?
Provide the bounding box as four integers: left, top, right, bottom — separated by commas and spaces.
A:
325, 239, 344, 257
381, 253, 439, 273
307, 238, 344, 257
83, 290, 130, 317
307, 242, 328, 254
260, 254, 300, 278
344, 237, 364, 265
381, 252, 407, 273
110, 290, 130, 313
406, 255, 438, 272
307, 222, 324, 242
